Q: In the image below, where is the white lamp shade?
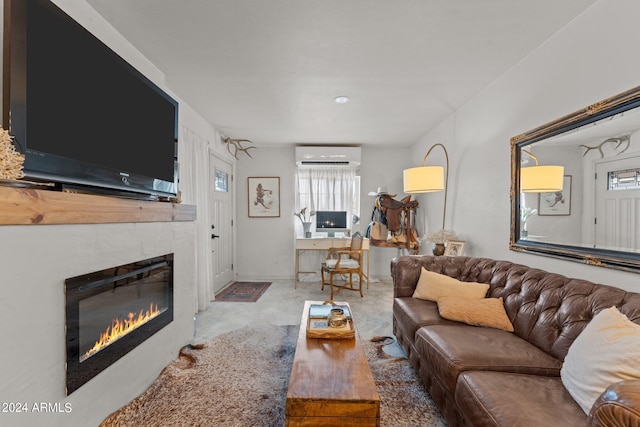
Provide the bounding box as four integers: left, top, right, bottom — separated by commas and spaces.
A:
521, 165, 565, 192
403, 166, 444, 193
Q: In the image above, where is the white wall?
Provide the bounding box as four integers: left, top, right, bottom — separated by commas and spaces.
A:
234, 146, 411, 280
412, 0, 640, 291
0, 1, 210, 426
235, 147, 297, 280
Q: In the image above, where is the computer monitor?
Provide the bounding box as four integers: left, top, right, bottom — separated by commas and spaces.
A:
315, 211, 349, 237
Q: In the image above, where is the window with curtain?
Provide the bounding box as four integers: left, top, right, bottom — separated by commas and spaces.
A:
294, 167, 359, 236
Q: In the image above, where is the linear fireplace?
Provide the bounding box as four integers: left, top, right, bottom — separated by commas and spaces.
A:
65, 254, 174, 395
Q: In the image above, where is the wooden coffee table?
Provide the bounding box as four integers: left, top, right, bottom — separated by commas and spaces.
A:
285, 301, 380, 426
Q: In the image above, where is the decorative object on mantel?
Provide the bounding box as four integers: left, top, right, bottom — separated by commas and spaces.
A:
221, 135, 256, 159
0, 127, 25, 180
294, 207, 315, 237
425, 229, 458, 256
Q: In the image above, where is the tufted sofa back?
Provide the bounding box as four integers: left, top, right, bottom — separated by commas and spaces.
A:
391, 255, 640, 361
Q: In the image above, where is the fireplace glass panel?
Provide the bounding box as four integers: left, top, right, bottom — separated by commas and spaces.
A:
79, 269, 171, 362
65, 254, 173, 395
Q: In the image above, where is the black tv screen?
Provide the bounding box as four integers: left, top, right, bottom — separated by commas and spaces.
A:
3, 0, 178, 198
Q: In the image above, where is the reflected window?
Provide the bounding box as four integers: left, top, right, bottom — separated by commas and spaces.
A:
608, 168, 640, 191
215, 169, 228, 192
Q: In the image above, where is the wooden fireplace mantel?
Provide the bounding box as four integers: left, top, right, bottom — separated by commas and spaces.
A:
0, 186, 196, 225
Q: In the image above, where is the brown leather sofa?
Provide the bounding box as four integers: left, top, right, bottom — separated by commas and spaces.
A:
391, 255, 640, 427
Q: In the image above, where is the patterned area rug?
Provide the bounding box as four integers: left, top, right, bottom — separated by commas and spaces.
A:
100, 325, 447, 427
214, 281, 272, 302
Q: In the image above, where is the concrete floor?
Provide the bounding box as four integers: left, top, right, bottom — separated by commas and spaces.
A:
194, 278, 397, 345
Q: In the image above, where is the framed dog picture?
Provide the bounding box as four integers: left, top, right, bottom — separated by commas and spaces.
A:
445, 240, 466, 256
248, 177, 280, 217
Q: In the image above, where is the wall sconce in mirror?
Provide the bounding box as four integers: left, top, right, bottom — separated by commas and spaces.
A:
510, 85, 640, 272
520, 149, 564, 192
403, 143, 449, 230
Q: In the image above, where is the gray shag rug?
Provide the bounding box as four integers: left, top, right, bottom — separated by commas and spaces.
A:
100, 325, 447, 427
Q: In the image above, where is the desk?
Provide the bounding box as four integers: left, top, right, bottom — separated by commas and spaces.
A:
295, 238, 370, 288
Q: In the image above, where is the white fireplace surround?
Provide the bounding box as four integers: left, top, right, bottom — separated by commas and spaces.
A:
0, 220, 196, 427
0, 1, 199, 423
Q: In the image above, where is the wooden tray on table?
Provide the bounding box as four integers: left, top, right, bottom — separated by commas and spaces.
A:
305, 300, 355, 340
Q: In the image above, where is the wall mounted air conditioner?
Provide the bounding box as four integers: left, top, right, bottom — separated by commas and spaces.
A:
295, 146, 361, 166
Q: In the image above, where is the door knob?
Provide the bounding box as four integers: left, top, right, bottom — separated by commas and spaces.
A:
211, 234, 220, 239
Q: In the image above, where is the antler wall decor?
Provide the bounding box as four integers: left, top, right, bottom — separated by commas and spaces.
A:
579, 135, 630, 158
221, 136, 256, 160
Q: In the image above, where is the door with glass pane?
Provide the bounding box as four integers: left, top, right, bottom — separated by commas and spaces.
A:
595, 155, 640, 251
210, 153, 234, 293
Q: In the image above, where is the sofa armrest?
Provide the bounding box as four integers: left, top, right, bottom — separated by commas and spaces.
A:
390, 256, 424, 298
588, 380, 640, 427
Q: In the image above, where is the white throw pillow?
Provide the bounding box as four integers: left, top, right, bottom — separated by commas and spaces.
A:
412, 267, 489, 302
561, 306, 640, 414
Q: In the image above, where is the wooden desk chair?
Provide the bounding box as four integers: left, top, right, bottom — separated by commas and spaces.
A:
321, 232, 365, 299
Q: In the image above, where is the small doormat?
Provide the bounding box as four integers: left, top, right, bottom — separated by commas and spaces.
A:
214, 281, 272, 302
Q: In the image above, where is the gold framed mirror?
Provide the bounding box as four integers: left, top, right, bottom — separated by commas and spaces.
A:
510, 85, 640, 272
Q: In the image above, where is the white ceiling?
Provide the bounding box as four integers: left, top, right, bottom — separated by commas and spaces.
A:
86, 0, 597, 147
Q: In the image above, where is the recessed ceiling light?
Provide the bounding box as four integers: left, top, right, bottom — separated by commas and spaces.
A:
334, 96, 350, 104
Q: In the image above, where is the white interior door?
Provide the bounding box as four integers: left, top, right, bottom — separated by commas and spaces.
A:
595, 155, 640, 251
209, 153, 234, 293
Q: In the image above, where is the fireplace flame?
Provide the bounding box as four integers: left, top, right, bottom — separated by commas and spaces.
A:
80, 302, 162, 362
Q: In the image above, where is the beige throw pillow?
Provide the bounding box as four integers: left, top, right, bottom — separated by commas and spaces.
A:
412, 268, 489, 302
561, 306, 640, 415
437, 296, 514, 332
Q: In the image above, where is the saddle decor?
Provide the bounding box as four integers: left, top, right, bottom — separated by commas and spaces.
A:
368, 190, 420, 254
370, 222, 388, 241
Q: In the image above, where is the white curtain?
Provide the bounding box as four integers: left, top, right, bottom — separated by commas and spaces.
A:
179, 125, 213, 313
294, 167, 356, 235
294, 167, 357, 280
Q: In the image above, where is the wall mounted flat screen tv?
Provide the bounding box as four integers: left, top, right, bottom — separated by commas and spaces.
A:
2, 0, 179, 199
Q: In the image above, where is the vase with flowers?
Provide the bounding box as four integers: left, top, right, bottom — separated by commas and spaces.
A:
294, 207, 315, 237
425, 229, 458, 256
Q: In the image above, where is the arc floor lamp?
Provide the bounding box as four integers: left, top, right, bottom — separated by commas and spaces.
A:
403, 143, 449, 230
